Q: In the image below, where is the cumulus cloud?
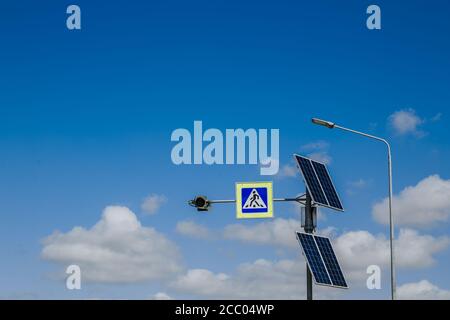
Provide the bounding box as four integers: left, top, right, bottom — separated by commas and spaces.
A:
171, 251, 450, 300
372, 175, 450, 227
308, 152, 332, 165
334, 229, 449, 281
172, 269, 232, 297
272, 141, 333, 179
277, 164, 298, 178
151, 292, 173, 300
176, 220, 211, 239
41, 206, 182, 283
398, 280, 450, 300
163, 214, 447, 299
141, 194, 167, 215
388, 109, 425, 137
431, 113, 442, 122
170, 259, 337, 300
223, 218, 301, 249
395, 229, 449, 268
301, 141, 330, 151
223, 218, 449, 285
300, 141, 332, 165
346, 179, 370, 195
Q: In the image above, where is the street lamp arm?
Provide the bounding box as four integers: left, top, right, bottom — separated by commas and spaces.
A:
334, 125, 389, 146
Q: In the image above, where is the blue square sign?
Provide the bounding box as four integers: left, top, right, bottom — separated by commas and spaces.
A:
235, 182, 273, 219
241, 187, 268, 213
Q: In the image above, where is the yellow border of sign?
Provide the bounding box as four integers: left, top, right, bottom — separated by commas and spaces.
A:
235, 182, 273, 219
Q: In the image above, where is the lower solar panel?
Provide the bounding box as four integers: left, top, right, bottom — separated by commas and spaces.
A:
314, 235, 348, 288
296, 232, 332, 286
296, 232, 348, 289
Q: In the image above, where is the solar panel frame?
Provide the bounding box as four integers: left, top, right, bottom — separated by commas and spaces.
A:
293, 154, 344, 212
296, 232, 348, 290
312, 161, 344, 211
296, 232, 332, 286
314, 235, 348, 288
293, 155, 329, 208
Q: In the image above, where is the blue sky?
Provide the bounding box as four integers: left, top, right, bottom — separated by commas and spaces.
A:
0, 0, 450, 299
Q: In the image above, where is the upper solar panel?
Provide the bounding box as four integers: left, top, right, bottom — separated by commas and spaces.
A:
294, 154, 344, 212
311, 161, 343, 210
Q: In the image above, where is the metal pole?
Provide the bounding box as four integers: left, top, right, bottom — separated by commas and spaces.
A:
304, 192, 314, 301
387, 144, 396, 300
208, 197, 306, 205
334, 124, 396, 300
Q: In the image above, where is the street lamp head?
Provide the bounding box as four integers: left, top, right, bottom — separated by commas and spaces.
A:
311, 118, 335, 129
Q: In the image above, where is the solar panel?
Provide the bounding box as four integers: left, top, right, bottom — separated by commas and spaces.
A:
314, 235, 348, 288
294, 155, 328, 206
312, 161, 344, 211
294, 154, 344, 211
296, 232, 332, 286
296, 232, 348, 289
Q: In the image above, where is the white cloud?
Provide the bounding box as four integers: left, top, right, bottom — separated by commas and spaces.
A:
388, 108, 425, 137
223, 218, 301, 249
171, 259, 337, 299
41, 206, 182, 283
223, 218, 449, 286
172, 269, 231, 297
395, 229, 449, 268
277, 164, 297, 178
300, 140, 332, 165
372, 175, 450, 227
346, 179, 370, 195
307, 151, 332, 165
141, 194, 167, 215
171, 249, 450, 300
398, 280, 450, 300
349, 179, 368, 189
431, 113, 442, 122
301, 141, 330, 151
334, 229, 449, 282
151, 292, 173, 300
316, 226, 337, 237
163, 213, 448, 299
176, 220, 211, 239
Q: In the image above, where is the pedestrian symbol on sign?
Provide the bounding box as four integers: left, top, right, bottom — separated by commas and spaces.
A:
236, 182, 273, 219
242, 188, 268, 213
243, 189, 267, 209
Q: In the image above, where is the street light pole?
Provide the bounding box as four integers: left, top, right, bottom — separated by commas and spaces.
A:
304, 192, 315, 300
311, 118, 396, 300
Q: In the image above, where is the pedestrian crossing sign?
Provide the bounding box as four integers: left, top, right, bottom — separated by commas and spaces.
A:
236, 182, 273, 219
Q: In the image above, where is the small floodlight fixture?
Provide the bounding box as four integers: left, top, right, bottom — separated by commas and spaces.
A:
189, 196, 210, 211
